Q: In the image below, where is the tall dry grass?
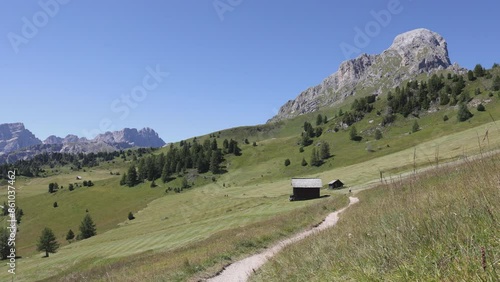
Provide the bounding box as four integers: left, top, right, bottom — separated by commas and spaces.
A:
253, 153, 500, 281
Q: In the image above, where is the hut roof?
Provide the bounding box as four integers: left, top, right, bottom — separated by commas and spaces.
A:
292, 178, 322, 188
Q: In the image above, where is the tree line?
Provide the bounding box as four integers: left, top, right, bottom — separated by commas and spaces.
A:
121, 138, 242, 187
0, 150, 123, 178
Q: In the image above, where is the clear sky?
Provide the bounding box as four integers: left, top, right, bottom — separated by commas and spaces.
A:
1, 0, 499, 143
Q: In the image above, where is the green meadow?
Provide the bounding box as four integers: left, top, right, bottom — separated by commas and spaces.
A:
0, 70, 499, 281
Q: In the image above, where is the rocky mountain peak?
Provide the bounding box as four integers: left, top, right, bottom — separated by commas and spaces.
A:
0, 124, 166, 163
387, 28, 451, 73
269, 28, 457, 123
94, 127, 165, 148
0, 123, 42, 155
44, 135, 63, 145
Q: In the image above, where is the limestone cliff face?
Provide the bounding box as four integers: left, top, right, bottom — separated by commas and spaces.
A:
269, 28, 458, 123
0, 123, 42, 155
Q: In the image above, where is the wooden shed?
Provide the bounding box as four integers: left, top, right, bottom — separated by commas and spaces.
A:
290, 178, 322, 201
328, 179, 344, 189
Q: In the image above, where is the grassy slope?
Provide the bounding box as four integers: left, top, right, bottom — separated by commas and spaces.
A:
0, 69, 498, 280
252, 152, 500, 281
1, 118, 499, 281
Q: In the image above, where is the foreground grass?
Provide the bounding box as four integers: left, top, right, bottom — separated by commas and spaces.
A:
253, 153, 500, 281
41, 194, 349, 281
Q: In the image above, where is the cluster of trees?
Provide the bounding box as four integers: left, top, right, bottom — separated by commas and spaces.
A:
294, 115, 333, 167
386, 74, 465, 118
339, 95, 377, 126
2, 211, 97, 259
310, 142, 331, 167
316, 114, 328, 126
384, 65, 500, 123
29, 213, 97, 258
121, 138, 242, 187
301, 121, 324, 147
48, 182, 59, 193
0, 151, 122, 179
49, 180, 94, 193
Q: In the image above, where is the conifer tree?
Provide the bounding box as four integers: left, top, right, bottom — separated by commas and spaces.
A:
66, 229, 75, 242
79, 214, 96, 239
37, 228, 59, 257
126, 165, 138, 187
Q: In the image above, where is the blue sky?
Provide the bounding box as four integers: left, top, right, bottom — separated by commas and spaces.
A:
1, 0, 499, 142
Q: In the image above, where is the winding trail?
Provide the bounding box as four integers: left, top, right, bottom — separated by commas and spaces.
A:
207, 196, 359, 282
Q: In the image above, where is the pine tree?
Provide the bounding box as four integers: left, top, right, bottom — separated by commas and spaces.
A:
145, 157, 156, 181
374, 129, 383, 140
301, 158, 307, 166
211, 139, 218, 150
493, 75, 500, 91
474, 64, 485, 77
66, 229, 75, 242
137, 158, 146, 182
15, 208, 24, 224
301, 134, 312, 147
0, 229, 10, 259
316, 114, 323, 126
284, 159, 291, 166
310, 148, 321, 167
37, 227, 59, 257
48, 183, 55, 193
323, 115, 328, 124
79, 214, 97, 239
161, 163, 170, 183
128, 212, 135, 220
349, 126, 358, 141
457, 103, 473, 122
120, 173, 127, 186
209, 150, 221, 174
126, 165, 138, 187
467, 70, 475, 81
320, 142, 330, 160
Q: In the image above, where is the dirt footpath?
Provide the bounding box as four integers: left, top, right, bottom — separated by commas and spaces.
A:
206, 197, 359, 282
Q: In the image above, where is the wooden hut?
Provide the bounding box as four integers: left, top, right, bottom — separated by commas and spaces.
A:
290, 178, 322, 200
328, 179, 344, 189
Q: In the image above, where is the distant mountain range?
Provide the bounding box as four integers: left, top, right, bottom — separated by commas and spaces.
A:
0, 123, 166, 163
268, 28, 465, 123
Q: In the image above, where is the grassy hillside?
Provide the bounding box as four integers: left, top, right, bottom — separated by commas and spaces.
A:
0, 67, 498, 280
252, 152, 500, 281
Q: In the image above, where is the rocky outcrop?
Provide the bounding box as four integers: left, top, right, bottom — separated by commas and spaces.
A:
94, 128, 165, 148
0, 123, 42, 155
43, 135, 64, 145
269, 28, 460, 123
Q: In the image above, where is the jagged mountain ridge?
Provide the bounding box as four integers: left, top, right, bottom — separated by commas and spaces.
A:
0, 123, 42, 155
268, 28, 463, 123
0, 123, 166, 163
